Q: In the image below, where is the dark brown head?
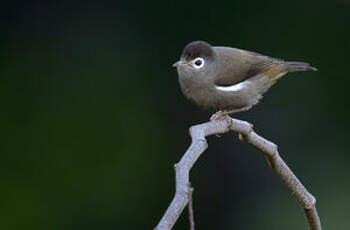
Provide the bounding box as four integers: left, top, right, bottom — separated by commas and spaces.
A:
181, 41, 214, 61
173, 41, 215, 70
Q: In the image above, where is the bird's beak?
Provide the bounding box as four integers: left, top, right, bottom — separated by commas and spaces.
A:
172, 60, 187, 68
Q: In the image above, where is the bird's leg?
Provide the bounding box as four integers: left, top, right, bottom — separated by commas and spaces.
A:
210, 106, 252, 122
223, 106, 252, 116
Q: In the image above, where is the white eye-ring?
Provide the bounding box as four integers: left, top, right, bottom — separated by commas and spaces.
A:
192, 57, 205, 69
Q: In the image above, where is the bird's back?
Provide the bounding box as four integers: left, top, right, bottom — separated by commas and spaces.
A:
212, 47, 287, 87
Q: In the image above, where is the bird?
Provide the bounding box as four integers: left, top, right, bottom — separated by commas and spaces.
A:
173, 41, 317, 120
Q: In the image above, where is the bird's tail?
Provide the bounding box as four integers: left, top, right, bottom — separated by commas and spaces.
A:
285, 61, 318, 72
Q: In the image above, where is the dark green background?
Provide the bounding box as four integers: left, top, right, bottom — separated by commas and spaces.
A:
1, 0, 349, 229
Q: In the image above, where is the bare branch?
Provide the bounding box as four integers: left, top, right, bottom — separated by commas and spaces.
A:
154, 118, 322, 230
188, 186, 195, 230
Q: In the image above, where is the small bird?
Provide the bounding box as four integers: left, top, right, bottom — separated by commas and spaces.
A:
173, 41, 317, 120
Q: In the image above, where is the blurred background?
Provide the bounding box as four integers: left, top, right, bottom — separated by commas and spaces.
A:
1, 0, 349, 229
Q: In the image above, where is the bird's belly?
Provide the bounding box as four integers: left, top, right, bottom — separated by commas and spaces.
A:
179, 79, 260, 110
210, 89, 260, 110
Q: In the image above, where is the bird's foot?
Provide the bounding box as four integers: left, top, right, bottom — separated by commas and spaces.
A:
210, 106, 252, 124
210, 110, 232, 124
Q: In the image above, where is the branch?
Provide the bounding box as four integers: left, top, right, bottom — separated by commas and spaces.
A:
188, 186, 195, 230
154, 118, 322, 230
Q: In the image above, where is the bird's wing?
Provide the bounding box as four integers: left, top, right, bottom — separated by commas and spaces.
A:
213, 47, 286, 86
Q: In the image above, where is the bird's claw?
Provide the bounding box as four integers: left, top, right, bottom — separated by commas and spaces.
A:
210, 110, 224, 121
210, 111, 232, 125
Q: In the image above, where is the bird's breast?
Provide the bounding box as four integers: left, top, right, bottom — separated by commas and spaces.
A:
178, 72, 215, 109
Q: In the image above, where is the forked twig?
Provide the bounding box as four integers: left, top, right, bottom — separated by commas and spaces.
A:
154, 118, 322, 230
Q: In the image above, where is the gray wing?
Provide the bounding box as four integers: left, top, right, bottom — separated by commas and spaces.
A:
213, 47, 285, 86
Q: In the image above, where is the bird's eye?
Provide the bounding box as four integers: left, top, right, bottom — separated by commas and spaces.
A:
193, 57, 205, 69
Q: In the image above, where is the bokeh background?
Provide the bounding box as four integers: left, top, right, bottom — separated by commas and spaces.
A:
1, 0, 349, 229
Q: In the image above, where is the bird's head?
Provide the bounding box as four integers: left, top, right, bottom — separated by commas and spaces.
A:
173, 41, 215, 76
